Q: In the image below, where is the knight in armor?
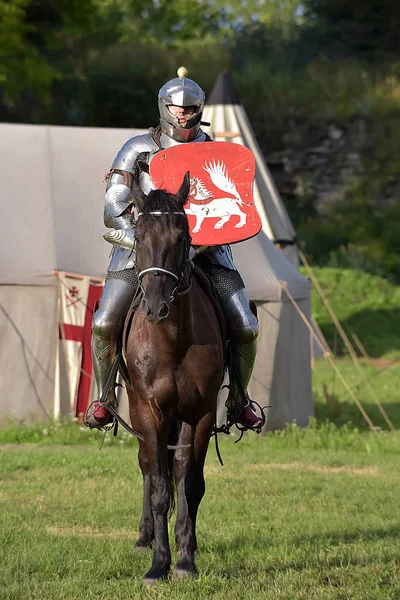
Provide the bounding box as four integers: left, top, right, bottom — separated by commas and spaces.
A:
85, 67, 262, 431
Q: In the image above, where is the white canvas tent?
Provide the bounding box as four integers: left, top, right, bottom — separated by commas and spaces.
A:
0, 121, 313, 430
203, 71, 326, 360
203, 71, 299, 266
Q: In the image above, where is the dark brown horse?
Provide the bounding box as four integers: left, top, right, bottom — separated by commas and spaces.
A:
125, 172, 224, 585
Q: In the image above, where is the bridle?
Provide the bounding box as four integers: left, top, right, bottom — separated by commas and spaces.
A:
136, 210, 192, 302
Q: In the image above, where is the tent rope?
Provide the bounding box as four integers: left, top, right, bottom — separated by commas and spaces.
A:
299, 251, 394, 432
0, 300, 51, 419
279, 281, 378, 434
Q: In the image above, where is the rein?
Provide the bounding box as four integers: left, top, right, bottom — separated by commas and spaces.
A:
136, 210, 192, 301
89, 208, 195, 450
102, 207, 192, 450
90, 349, 191, 450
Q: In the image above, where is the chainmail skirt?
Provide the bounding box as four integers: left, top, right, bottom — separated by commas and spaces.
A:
195, 255, 245, 305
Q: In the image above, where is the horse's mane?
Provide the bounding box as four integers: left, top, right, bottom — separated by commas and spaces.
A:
139, 189, 189, 230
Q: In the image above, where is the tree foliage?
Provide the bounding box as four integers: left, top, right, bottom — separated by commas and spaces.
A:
2, 0, 399, 112
303, 0, 400, 59
0, 0, 58, 105
1, 0, 400, 282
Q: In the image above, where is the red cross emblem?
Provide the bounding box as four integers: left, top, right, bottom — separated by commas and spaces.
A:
66, 286, 83, 309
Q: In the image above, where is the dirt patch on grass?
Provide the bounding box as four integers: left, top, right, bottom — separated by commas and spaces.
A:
45, 524, 138, 540
246, 463, 379, 476
369, 359, 400, 368
204, 465, 224, 475
205, 463, 379, 477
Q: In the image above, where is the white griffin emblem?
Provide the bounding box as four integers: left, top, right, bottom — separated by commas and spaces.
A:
186, 160, 248, 233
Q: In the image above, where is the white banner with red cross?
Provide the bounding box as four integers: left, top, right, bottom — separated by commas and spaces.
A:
58, 272, 104, 418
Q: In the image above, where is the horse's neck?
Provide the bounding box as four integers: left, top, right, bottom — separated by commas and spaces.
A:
158, 265, 193, 346
161, 294, 193, 351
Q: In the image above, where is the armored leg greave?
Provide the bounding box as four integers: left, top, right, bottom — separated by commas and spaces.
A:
92, 275, 136, 405
195, 252, 258, 412
221, 288, 259, 412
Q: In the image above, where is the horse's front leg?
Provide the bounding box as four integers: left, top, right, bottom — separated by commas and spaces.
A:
173, 413, 214, 579
142, 419, 172, 586
135, 440, 154, 551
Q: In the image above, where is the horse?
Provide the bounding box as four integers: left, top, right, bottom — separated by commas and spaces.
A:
125, 171, 225, 585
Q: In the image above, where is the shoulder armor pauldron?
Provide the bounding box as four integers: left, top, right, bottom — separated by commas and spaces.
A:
111, 133, 159, 174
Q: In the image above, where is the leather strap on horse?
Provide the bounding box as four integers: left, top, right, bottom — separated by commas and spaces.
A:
106, 398, 191, 451
90, 350, 191, 450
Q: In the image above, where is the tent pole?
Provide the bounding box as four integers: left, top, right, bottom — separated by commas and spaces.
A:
53, 275, 61, 419
53, 269, 104, 284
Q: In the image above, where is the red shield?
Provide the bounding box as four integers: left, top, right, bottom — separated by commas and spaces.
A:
149, 142, 261, 245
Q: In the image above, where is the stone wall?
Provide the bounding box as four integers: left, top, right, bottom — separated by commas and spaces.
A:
260, 118, 370, 211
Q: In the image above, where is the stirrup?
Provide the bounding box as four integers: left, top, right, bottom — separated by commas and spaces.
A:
84, 399, 113, 430
236, 398, 266, 433
84, 387, 121, 432
228, 397, 268, 438
84, 352, 122, 431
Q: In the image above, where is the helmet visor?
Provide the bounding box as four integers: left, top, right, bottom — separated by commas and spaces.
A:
165, 104, 201, 129
167, 105, 197, 117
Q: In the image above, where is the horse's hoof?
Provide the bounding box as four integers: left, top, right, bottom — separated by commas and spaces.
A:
142, 575, 167, 587
134, 543, 152, 552
173, 558, 197, 580
142, 577, 158, 587
142, 576, 159, 587
142, 566, 169, 586
173, 568, 197, 581
135, 536, 153, 551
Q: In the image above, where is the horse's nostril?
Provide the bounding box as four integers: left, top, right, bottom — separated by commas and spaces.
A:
159, 303, 170, 319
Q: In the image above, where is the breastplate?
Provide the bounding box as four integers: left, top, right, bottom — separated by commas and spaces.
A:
139, 129, 208, 195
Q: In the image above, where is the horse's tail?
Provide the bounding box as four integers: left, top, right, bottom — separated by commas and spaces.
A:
167, 419, 182, 518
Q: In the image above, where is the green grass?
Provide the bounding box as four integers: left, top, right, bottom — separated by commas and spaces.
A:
305, 267, 400, 359
1, 434, 399, 600
312, 357, 400, 430
1, 266, 399, 597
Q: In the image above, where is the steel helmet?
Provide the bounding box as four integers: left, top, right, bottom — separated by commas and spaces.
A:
158, 67, 205, 142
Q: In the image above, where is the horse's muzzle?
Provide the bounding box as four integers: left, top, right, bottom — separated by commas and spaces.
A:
142, 299, 170, 324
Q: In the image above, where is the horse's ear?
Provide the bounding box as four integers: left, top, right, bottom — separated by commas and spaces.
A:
176, 171, 190, 207
131, 175, 146, 210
